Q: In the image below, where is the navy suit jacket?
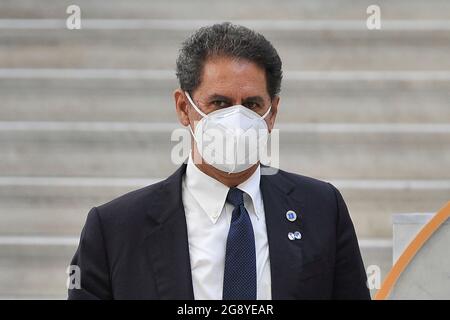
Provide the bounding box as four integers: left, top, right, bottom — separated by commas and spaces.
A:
68, 164, 370, 299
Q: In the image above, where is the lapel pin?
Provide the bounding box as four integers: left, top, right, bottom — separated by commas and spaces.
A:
286, 210, 297, 222
288, 232, 295, 240
294, 231, 302, 240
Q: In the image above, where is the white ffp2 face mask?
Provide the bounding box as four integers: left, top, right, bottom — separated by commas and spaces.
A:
185, 91, 271, 174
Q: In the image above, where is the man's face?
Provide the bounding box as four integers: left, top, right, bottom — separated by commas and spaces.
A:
175, 56, 279, 132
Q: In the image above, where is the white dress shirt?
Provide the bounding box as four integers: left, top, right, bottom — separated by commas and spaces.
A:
181, 153, 272, 300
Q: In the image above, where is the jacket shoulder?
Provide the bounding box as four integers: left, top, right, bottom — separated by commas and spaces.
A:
92, 179, 166, 229
275, 168, 336, 194
98, 181, 162, 211
269, 168, 342, 214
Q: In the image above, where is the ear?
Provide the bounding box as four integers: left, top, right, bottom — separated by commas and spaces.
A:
174, 88, 191, 127
266, 95, 280, 132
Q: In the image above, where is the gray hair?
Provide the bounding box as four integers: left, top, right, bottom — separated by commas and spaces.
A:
176, 22, 283, 99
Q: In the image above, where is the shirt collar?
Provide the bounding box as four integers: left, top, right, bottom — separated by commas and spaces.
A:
185, 152, 262, 224
235, 163, 262, 220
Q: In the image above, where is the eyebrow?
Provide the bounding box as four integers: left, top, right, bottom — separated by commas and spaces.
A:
243, 96, 265, 105
206, 94, 233, 103
206, 94, 266, 105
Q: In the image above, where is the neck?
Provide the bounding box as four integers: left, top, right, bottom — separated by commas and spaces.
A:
191, 148, 258, 188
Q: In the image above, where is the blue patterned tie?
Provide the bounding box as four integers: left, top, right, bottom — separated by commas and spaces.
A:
222, 187, 257, 300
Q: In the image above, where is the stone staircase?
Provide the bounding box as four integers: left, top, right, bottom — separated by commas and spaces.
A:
0, 0, 449, 299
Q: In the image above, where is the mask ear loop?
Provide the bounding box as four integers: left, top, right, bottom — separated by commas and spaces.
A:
259, 105, 272, 164
261, 105, 272, 119
185, 91, 208, 138
184, 91, 206, 150
185, 91, 208, 118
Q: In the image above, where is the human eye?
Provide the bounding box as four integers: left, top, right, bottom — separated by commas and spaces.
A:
243, 101, 261, 111
211, 100, 230, 109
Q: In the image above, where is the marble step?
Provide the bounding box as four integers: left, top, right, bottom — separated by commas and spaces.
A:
1, 78, 450, 123
1, 28, 449, 70
0, 127, 449, 179
2, 0, 450, 20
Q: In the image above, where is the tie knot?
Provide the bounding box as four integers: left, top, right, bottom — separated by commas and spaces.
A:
227, 188, 244, 207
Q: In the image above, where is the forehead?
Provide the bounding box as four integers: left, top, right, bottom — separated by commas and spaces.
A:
196, 56, 268, 99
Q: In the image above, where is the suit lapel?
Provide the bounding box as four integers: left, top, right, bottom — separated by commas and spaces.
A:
143, 164, 195, 299
142, 164, 318, 300
261, 170, 308, 299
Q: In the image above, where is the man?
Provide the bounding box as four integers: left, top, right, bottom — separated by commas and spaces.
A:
68, 22, 370, 300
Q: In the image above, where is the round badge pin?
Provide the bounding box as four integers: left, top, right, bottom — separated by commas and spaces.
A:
286, 210, 297, 222
294, 231, 302, 240
288, 232, 295, 240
